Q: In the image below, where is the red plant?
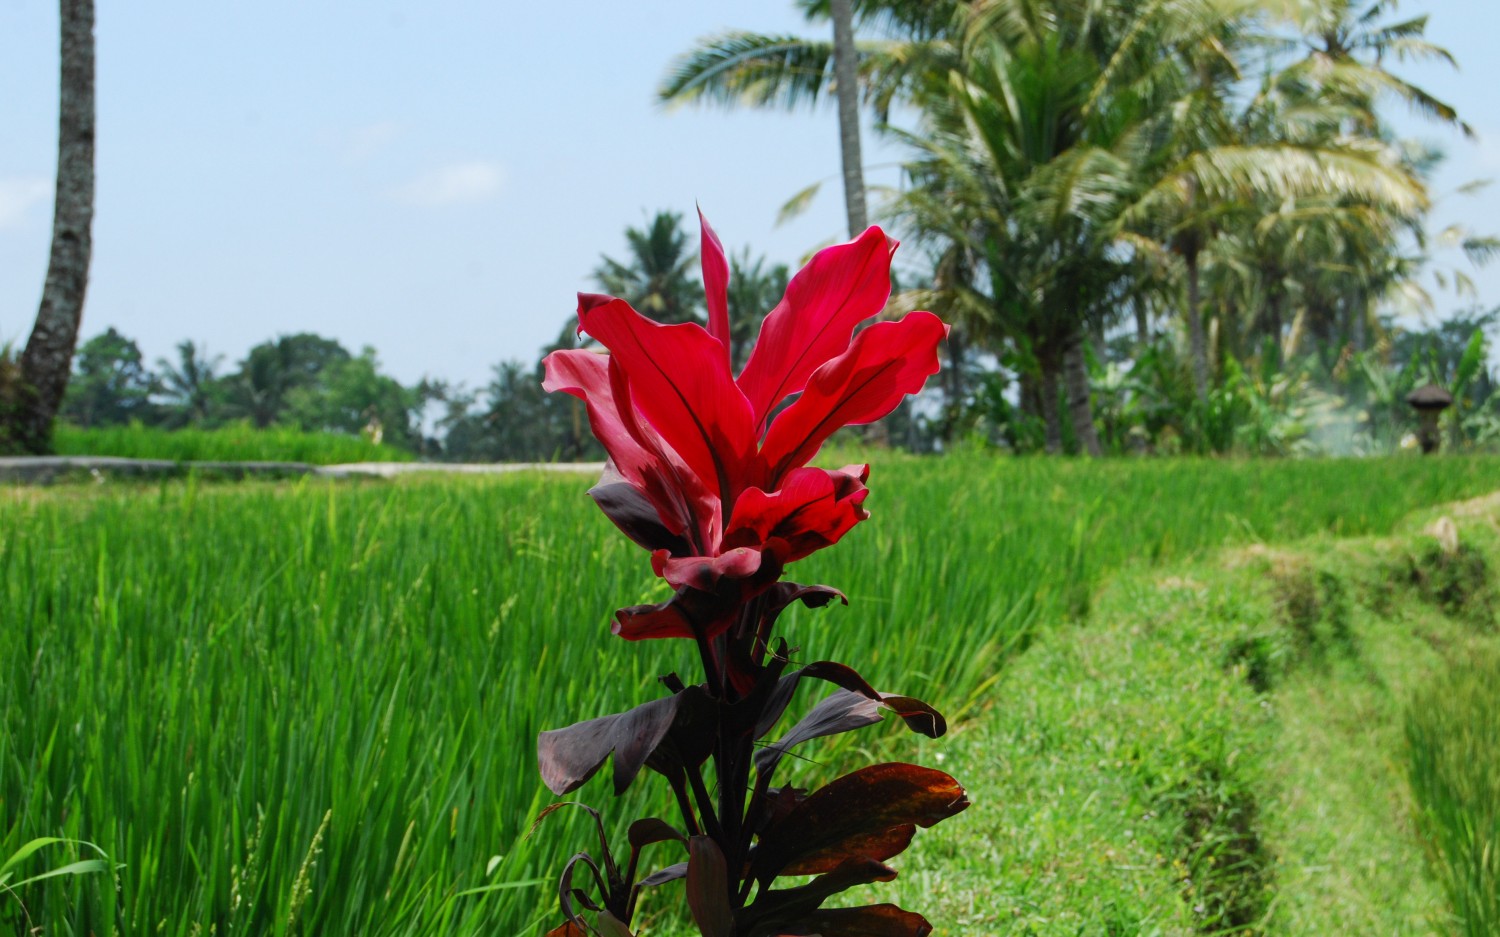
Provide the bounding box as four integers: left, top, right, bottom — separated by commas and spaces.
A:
536, 214, 966, 936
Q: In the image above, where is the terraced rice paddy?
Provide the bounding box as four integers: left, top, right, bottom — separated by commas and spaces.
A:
3, 454, 1498, 935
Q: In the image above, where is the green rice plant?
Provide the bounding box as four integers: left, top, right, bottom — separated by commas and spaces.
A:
52, 420, 415, 464
1405, 649, 1500, 936
2, 455, 1499, 934
0, 837, 111, 933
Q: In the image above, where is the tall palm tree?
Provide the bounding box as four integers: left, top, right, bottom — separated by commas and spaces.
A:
1282, 0, 1471, 138
1113, 0, 1433, 402
659, 1, 963, 238
829, 0, 867, 235
593, 211, 705, 326
895, 0, 1155, 455
4, 0, 95, 454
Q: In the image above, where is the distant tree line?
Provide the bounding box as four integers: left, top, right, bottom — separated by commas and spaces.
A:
58, 329, 434, 452
56, 207, 1500, 462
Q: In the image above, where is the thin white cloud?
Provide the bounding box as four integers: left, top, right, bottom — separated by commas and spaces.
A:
0, 176, 51, 228
344, 121, 401, 161
388, 161, 504, 207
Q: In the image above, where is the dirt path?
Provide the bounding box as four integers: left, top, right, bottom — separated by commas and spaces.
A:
0, 456, 604, 484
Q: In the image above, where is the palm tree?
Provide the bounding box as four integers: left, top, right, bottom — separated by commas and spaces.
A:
156, 340, 224, 427
1282, 0, 1471, 138
593, 211, 705, 326
830, 0, 867, 234
3, 0, 95, 454
1110, 0, 1436, 403
894, 0, 1192, 454
659, 1, 963, 238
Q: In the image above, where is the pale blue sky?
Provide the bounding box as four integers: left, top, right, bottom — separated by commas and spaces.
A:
2, 1, 1497, 390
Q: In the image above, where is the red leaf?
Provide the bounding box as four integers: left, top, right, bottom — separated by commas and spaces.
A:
723, 467, 869, 565
753, 763, 969, 880
699, 208, 731, 358
686, 836, 734, 937
542, 350, 712, 547
737, 227, 895, 431
578, 296, 755, 505
651, 546, 764, 592
612, 596, 700, 641
760, 312, 947, 484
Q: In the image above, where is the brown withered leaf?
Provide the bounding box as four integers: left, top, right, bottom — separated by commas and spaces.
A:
752, 762, 969, 880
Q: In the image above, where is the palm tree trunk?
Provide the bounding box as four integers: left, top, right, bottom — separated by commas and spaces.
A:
1349, 288, 1367, 352
829, 0, 867, 237
1184, 244, 1209, 405
1133, 293, 1150, 349
1038, 352, 1063, 455
11, 0, 95, 454
1063, 325, 1101, 457
941, 327, 967, 444
1265, 282, 1283, 348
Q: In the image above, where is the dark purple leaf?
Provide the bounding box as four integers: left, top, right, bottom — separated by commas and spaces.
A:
538, 695, 682, 796
752, 763, 969, 880
589, 478, 691, 556
686, 836, 734, 937
773, 904, 932, 936
558, 853, 607, 936
643, 686, 716, 777
753, 786, 808, 836
754, 661, 947, 744
740, 857, 898, 933
625, 817, 688, 904
627, 818, 687, 850
754, 690, 884, 778
636, 861, 688, 889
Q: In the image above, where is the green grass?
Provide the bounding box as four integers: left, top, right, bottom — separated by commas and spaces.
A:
2, 453, 1499, 935
1407, 649, 1500, 937
52, 421, 415, 464
881, 479, 1500, 935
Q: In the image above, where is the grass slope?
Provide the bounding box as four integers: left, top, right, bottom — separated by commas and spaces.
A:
890, 490, 1500, 935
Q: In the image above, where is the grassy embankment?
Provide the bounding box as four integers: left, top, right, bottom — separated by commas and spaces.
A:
2, 454, 1498, 935
885, 485, 1500, 935
52, 421, 415, 464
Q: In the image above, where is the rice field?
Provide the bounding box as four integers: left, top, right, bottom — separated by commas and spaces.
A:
3, 453, 1498, 935
52, 422, 415, 465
